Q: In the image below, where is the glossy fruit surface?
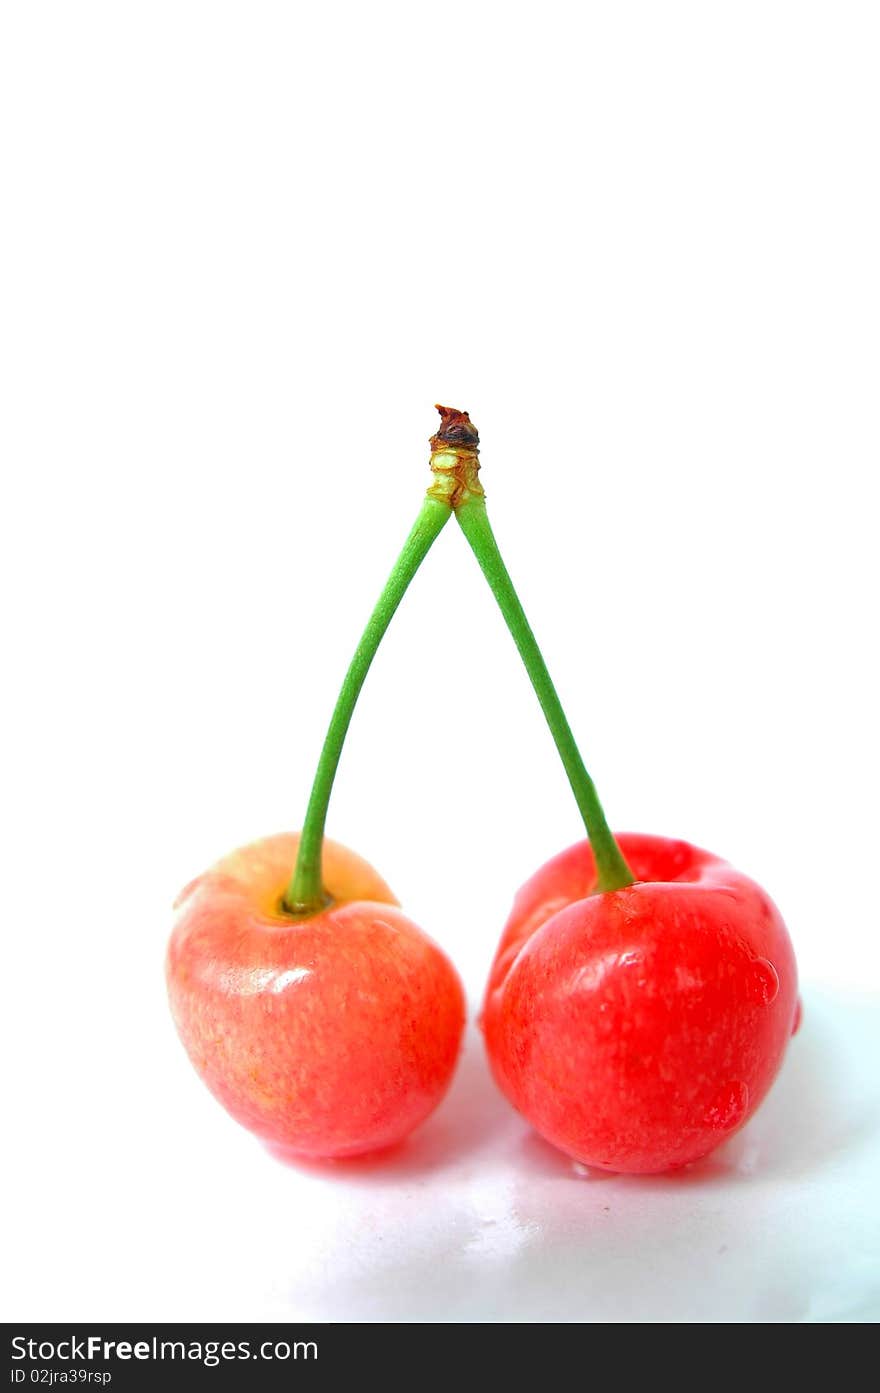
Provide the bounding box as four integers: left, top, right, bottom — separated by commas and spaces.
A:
482, 833, 799, 1173
167, 833, 465, 1158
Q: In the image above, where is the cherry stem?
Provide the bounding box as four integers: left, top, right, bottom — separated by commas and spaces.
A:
436, 409, 634, 893
284, 494, 451, 915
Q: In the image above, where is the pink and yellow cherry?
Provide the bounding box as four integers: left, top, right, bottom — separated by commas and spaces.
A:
167, 833, 464, 1158
167, 466, 465, 1158
482, 833, 799, 1173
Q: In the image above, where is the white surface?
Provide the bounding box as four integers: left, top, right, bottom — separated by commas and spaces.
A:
3, 2, 879, 1322
5, 987, 880, 1323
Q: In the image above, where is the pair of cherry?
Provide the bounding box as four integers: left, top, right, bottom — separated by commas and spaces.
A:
167, 409, 799, 1175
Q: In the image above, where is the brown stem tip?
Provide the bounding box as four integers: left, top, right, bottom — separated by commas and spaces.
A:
431, 405, 480, 452
428, 405, 483, 506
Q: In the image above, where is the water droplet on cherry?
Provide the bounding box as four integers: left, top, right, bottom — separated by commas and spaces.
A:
571, 1160, 612, 1180
749, 957, 779, 1005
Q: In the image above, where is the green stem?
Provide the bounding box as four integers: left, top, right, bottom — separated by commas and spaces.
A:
285, 495, 451, 914
455, 494, 634, 893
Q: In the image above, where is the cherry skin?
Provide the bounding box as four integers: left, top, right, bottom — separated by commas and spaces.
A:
482, 833, 799, 1174
167, 833, 465, 1158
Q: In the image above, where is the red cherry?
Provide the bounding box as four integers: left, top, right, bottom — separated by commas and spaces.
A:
482, 833, 798, 1174
167, 833, 465, 1158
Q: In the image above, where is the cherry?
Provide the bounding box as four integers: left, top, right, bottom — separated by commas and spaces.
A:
167, 449, 466, 1157
435, 406, 800, 1174
482, 834, 798, 1172
167, 404, 801, 1172
167, 833, 464, 1157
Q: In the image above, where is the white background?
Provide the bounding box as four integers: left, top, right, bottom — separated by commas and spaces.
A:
2, 2, 879, 1322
